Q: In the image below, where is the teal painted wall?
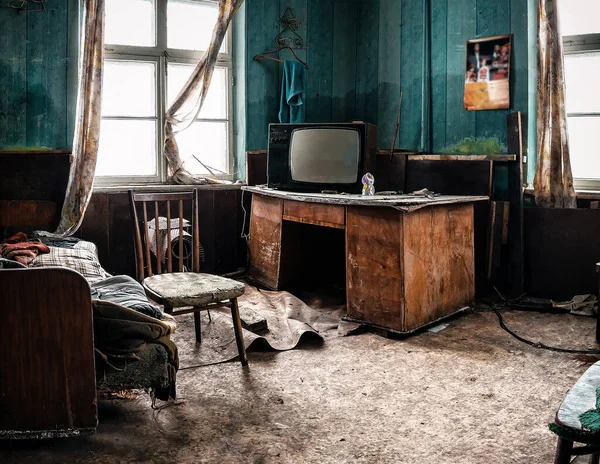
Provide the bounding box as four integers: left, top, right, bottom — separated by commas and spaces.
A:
0, 0, 78, 150
236, 0, 537, 182
242, 0, 373, 152
237, 0, 379, 178
0, 0, 535, 181
370, 0, 534, 156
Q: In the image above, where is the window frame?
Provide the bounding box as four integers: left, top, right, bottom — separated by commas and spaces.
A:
98, 0, 233, 186
563, 33, 600, 190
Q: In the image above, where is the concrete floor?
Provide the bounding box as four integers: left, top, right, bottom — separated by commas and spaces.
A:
2, 308, 599, 464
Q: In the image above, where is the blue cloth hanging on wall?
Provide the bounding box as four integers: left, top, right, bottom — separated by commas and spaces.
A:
278, 60, 306, 124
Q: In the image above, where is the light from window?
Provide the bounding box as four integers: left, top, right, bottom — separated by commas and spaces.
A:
566, 117, 600, 180
558, 0, 600, 36
96, 120, 157, 177
97, 0, 232, 183
102, 61, 156, 117
97, 60, 158, 177
167, 63, 229, 175
559, 0, 600, 185
175, 121, 229, 175
167, 64, 227, 118
167, 0, 223, 52
105, 0, 156, 47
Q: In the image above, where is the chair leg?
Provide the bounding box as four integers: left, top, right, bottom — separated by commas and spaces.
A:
230, 298, 248, 367
194, 311, 202, 343
591, 452, 600, 464
554, 437, 573, 464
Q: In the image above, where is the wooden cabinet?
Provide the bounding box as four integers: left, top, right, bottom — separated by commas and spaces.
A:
346, 204, 475, 333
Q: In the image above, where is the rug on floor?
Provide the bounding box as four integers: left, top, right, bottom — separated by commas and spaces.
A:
173, 283, 358, 368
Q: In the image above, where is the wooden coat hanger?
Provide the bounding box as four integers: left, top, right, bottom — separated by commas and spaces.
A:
253, 46, 309, 70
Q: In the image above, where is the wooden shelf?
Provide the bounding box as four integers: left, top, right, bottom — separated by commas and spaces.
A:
0, 150, 71, 155
406, 154, 517, 162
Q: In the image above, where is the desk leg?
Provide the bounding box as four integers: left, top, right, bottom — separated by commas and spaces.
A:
248, 194, 284, 290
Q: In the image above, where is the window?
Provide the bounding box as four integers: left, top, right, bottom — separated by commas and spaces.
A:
559, 0, 600, 189
98, 0, 232, 184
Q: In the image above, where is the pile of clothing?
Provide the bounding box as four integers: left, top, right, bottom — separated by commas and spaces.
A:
0, 232, 50, 265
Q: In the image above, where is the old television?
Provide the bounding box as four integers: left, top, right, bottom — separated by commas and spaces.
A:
267, 122, 377, 193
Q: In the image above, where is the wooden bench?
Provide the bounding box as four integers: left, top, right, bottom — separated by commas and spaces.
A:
551, 362, 600, 463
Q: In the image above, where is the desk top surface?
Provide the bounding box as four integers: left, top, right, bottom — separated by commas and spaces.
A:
242, 186, 488, 212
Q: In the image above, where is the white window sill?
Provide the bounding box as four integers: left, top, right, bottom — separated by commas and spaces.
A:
524, 186, 600, 201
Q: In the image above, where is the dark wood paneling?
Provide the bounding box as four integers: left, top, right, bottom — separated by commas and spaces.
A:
524, 207, 600, 300
246, 151, 268, 186
0, 268, 97, 434
80, 193, 110, 267
80, 189, 246, 278
0, 152, 70, 203
197, 190, 216, 273
506, 111, 525, 297
214, 189, 239, 273
0, 200, 58, 229
406, 160, 493, 196
375, 151, 408, 192
0, 151, 70, 236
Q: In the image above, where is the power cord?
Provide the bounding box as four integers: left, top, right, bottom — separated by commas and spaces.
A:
240, 189, 249, 243
477, 286, 600, 355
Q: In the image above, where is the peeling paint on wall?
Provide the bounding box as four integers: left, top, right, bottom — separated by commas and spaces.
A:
442, 137, 507, 155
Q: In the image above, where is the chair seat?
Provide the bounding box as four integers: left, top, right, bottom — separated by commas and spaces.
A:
552, 361, 600, 445
143, 273, 245, 308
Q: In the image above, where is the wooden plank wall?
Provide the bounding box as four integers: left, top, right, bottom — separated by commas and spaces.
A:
240, 0, 535, 182
372, 0, 533, 156
244, 0, 376, 154
80, 189, 248, 278
524, 207, 600, 300
0, 0, 77, 150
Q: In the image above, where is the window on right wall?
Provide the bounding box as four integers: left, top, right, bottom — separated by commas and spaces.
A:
559, 0, 600, 190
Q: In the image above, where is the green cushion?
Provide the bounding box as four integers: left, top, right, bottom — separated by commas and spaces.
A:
551, 361, 600, 445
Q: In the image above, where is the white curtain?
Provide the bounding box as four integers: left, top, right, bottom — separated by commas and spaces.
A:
55, 0, 105, 235
164, 0, 244, 184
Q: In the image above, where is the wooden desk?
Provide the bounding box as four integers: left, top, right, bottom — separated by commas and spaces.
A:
244, 187, 488, 334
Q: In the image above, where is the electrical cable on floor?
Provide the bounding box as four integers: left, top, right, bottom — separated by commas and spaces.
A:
476, 286, 600, 355
179, 358, 237, 370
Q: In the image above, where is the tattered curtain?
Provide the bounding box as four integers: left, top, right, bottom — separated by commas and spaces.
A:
534, 0, 577, 208
164, 0, 244, 184
55, 0, 105, 236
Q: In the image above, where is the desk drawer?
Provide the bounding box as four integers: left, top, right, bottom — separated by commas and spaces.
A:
283, 200, 345, 229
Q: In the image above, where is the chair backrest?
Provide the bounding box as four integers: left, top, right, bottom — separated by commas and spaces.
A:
128, 190, 200, 281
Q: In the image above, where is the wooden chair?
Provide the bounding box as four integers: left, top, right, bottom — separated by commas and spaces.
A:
128, 189, 248, 366
550, 361, 600, 463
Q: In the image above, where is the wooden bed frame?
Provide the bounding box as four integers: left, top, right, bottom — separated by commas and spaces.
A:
0, 150, 180, 438
0, 150, 99, 438
0, 267, 98, 438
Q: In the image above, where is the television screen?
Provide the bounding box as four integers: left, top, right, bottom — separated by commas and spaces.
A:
289, 128, 360, 184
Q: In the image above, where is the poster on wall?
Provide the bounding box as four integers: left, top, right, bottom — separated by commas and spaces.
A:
464, 34, 512, 111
